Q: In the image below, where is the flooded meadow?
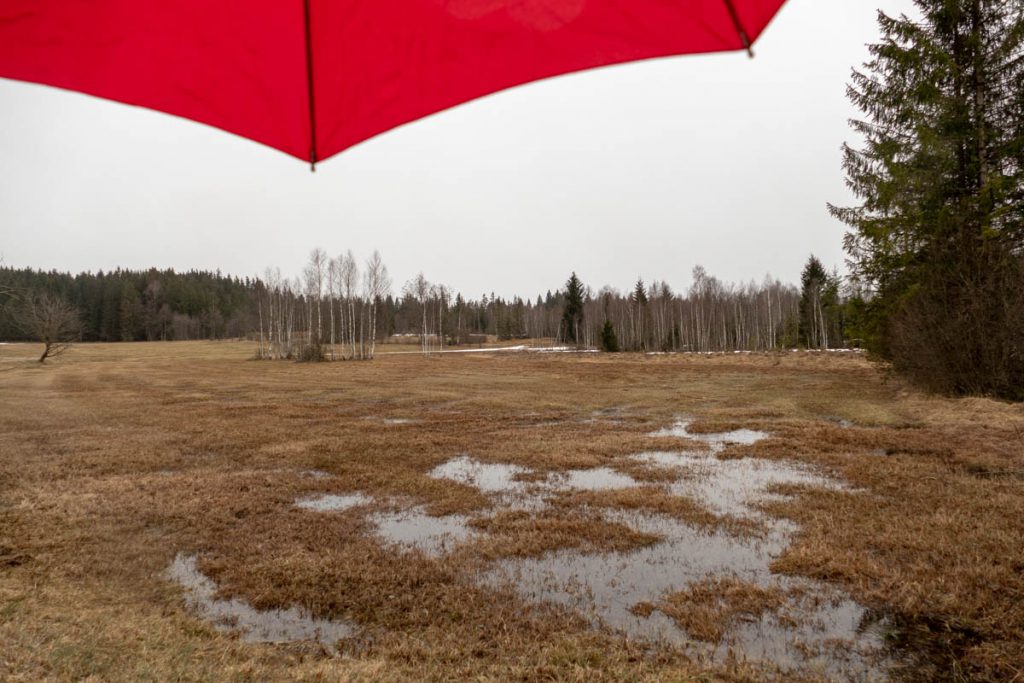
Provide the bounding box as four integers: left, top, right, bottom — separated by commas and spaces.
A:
2, 341, 1021, 681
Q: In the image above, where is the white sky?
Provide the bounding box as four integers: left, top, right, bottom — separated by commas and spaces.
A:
0, 0, 918, 300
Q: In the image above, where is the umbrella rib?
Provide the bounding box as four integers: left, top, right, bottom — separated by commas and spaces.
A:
303, 0, 318, 171
721, 0, 754, 58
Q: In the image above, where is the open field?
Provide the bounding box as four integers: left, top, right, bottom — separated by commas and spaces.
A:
1, 341, 1022, 681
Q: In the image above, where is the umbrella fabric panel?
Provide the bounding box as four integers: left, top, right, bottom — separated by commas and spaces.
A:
312, 0, 786, 159
0, 1, 311, 159
0, 0, 787, 164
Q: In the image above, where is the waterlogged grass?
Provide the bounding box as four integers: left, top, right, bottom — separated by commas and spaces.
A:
0, 341, 1022, 681
654, 576, 788, 643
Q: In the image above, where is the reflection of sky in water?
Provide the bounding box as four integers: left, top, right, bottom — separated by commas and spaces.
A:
371, 506, 477, 557
268, 418, 892, 677
166, 554, 355, 651
293, 492, 372, 512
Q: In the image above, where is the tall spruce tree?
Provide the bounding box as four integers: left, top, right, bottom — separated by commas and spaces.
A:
561, 272, 585, 346
830, 1, 1024, 398
797, 255, 840, 349
630, 278, 649, 351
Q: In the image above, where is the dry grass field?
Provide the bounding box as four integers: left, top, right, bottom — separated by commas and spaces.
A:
1, 341, 1022, 682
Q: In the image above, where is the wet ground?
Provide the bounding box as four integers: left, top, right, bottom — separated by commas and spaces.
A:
169, 417, 894, 679
165, 554, 356, 652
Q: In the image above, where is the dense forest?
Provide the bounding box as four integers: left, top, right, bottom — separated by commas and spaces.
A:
0, 267, 256, 342
0, 252, 851, 356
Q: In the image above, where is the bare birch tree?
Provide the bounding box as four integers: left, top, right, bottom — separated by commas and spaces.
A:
340, 251, 358, 359
364, 250, 390, 360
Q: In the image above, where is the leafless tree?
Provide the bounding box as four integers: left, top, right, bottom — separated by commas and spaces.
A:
327, 257, 340, 359
403, 273, 432, 356
433, 284, 449, 351
363, 250, 391, 359
340, 250, 358, 359
14, 292, 80, 363
303, 248, 327, 353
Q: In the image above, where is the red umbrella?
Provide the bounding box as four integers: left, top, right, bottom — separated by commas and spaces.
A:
0, 1, 786, 169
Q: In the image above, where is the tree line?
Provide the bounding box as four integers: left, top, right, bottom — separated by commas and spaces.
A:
0, 267, 256, 342
1, 251, 852, 359
253, 248, 855, 359
555, 258, 849, 353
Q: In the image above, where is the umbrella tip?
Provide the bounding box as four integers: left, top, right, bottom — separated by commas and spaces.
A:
310, 161, 317, 173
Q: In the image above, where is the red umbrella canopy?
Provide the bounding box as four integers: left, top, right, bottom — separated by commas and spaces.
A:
0, 1, 787, 167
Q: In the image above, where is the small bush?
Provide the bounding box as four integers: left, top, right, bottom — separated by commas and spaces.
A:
296, 342, 326, 363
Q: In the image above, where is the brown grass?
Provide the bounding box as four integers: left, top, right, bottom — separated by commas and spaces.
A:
652, 576, 787, 643
0, 341, 1022, 681
548, 487, 763, 537
466, 508, 660, 559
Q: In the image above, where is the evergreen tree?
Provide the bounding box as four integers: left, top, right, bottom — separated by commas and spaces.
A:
561, 272, 585, 345
631, 278, 649, 350
797, 255, 840, 349
632, 278, 648, 307
830, 1, 1024, 398
600, 319, 619, 352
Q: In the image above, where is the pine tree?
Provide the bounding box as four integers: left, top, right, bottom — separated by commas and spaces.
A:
561, 272, 585, 346
829, 1, 1024, 398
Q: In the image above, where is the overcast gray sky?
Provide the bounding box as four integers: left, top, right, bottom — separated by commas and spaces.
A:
0, 0, 917, 300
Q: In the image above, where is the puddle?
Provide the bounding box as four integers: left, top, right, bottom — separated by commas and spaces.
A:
548, 467, 640, 491
632, 450, 841, 519
299, 469, 333, 479
381, 418, 417, 425
429, 456, 532, 494
483, 512, 887, 676
429, 422, 890, 678
429, 456, 641, 510
294, 488, 474, 557
371, 507, 476, 557
294, 493, 373, 512
166, 554, 355, 650
580, 406, 630, 425
282, 419, 892, 677
649, 419, 768, 449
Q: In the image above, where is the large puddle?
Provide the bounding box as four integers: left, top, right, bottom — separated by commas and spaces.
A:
234, 417, 892, 676
430, 420, 891, 679
166, 554, 355, 651
484, 513, 883, 672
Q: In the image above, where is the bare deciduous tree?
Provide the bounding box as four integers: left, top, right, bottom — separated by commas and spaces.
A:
340, 250, 359, 359
363, 250, 391, 360
327, 256, 340, 360
14, 292, 80, 363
